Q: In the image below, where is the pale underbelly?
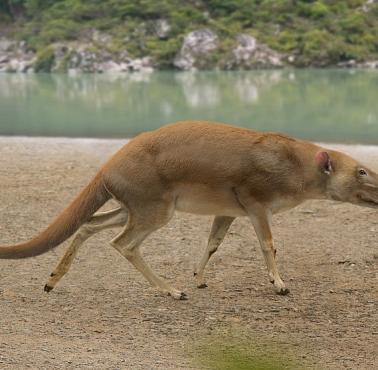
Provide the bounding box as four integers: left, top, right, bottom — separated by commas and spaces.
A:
174, 185, 247, 217
173, 184, 302, 217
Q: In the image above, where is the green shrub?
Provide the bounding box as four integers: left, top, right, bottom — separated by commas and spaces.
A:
34, 46, 55, 72
4, 0, 378, 69
38, 19, 80, 45
146, 37, 182, 67
309, 1, 330, 19
299, 29, 339, 65
274, 31, 299, 52
339, 11, 366, 33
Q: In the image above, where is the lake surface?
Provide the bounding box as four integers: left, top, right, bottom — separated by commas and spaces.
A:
0, 70, 377, 143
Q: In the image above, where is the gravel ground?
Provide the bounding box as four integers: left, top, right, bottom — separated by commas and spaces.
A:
0, 137, 377, 369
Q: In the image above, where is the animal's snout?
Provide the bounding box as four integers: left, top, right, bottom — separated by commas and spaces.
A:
356, 191, 378, 207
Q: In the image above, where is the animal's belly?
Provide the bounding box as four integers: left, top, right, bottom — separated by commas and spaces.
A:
268, 196, 303, 214
174, 184, 246, 217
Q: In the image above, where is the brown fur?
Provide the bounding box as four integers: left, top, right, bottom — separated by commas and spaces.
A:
2, 121, 378, 298
0, 173, 110, 258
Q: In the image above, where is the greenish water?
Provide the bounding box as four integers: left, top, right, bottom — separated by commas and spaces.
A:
0, 70, 377, 143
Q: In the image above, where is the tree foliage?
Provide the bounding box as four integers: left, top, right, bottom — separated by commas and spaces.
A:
1, 0, 377, 67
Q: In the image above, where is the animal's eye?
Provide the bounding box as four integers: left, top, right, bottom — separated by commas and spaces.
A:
358, 169, 368, 176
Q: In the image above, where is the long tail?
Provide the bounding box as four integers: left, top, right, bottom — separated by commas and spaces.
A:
0, 172, 111, 259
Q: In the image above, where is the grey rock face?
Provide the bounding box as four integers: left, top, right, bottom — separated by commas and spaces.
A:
91, 30, 112, 45
1, 28, 376, 73
362, 0, 378, 12
337, 59, 378, 69
227, 34, 283, 69
51, 43, 153, 73
0, 38, 17, 52
360, 60, 378, 68
0, 31, 155, 73
337, 60, 357, 68
0, 37, 35, 72
154, 19, 171, 39
174, 29, 218, 70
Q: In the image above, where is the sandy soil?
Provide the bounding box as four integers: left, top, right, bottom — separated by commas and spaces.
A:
0, 137, 377, 369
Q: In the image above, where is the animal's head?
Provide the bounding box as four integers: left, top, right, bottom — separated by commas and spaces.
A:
316, 150, 378, 208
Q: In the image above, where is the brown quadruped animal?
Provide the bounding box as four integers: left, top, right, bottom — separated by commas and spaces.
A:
1, 121, 378, 299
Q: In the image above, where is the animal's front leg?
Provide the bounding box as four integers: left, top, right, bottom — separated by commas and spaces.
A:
235, 191, 289, 295
250, 211, 289, 295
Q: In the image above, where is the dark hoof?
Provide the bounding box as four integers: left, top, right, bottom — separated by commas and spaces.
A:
167, 291, 188, 300
179, 292, 188, 300
44, 284, 53, 293
197, 283, 208, 289
276, 287, 290, 296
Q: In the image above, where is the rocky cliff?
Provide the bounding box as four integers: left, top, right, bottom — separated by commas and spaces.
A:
0, 0, 377, 73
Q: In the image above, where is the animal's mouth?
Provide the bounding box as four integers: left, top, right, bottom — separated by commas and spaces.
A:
357, 194, 378, 208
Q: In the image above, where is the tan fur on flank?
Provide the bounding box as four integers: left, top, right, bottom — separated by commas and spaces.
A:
1, 121, 378, 299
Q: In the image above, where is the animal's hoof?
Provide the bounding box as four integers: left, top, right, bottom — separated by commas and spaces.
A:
44, 284, 53, 293
276, 287, 290, 295
197, 283, 208, 289
179, 292, 188, 300
168, 290, 188, 300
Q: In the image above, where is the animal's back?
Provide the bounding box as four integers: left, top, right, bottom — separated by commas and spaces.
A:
137, 121, 304, 180
102, 121, 314, 214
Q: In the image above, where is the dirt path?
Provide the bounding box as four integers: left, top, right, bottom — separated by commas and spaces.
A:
0, 137, 377, 369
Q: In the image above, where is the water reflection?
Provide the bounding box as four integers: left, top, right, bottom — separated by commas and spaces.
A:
0, 70, 377, 143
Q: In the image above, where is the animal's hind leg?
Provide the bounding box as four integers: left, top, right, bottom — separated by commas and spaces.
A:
194, 216, 234, 288
110, 203, 186, 300
44, 207, 128, 292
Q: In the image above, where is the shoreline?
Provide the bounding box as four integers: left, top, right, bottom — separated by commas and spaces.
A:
1, 135, 378, 151
1, 135, 378, 172
0, 64, 378, 75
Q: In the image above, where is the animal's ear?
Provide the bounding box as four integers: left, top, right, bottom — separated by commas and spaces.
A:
315, 151, 332, 175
